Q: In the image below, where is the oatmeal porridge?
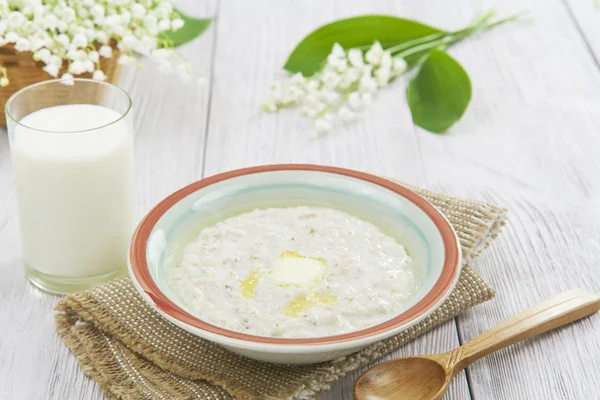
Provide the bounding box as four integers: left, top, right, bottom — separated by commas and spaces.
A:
169, 206, 416, 338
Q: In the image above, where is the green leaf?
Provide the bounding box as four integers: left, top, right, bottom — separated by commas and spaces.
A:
161, 9, 211, 47
406, 49, 472, 133
284, 15, 444, 76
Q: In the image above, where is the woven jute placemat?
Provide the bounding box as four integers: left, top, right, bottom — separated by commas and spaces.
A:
55, 184, 507, 400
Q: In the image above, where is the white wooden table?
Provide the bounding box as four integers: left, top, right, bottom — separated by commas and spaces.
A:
2, 0, 600, 399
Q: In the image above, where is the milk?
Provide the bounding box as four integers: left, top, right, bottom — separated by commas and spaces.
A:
11, 104, 134, 278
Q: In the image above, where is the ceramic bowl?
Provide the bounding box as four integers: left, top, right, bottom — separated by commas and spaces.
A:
128, 165, 462, 364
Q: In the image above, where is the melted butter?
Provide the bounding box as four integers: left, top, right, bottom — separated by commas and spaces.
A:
240, 270, 263, 298
284, 292, 338, 317
280, 250, 327, 266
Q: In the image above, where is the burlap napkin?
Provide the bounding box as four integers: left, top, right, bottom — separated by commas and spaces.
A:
55, 184, 507, 400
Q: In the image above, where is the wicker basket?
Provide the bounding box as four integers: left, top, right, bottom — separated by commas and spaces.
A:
0, 44, 122, 127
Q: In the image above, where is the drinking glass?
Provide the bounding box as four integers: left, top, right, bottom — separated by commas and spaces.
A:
5, 79, 134, 294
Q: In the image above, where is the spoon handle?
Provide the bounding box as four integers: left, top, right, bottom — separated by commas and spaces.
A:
455, 288, 600, 369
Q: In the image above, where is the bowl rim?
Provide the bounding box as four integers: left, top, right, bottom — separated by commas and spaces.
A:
129, 164, 461, 346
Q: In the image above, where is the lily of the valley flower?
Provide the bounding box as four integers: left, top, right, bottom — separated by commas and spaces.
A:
0, 0, 199, 83
263, 41, 408, 136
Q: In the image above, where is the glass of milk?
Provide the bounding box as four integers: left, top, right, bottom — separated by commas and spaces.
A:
5, 79, 134, 294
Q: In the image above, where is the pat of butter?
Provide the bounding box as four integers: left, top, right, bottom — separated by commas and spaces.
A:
268, 251, 327, 287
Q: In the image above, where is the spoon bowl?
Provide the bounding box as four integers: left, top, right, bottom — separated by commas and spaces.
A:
355, 357, 449, 400
354, 288, 600, 400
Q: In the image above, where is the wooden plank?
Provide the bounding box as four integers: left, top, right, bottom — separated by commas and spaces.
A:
204, 1, 471, 399
397, 0, 600, 399
0, 1, 217, 399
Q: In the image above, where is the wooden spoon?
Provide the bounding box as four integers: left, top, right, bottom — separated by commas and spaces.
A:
354, 288, 600, 400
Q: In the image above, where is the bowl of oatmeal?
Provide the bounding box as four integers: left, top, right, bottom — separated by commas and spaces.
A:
129, 165, 461, 364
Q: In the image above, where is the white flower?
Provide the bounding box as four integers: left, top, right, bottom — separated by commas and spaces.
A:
43, 63, 59, 77
302, 93, 319, 108
67, 49, 87, 61
93, 70, 106, 81
375, 66, 391, 87
392, 57, 408, 75
348, 49, 364, 67
365, 41, 384, 65
49, 55, 62, 66
14, 38, 30, 51
89, 4, 105, 18
331, 43, 345, 58
290, 72, 305, 86
79, 8, 90, 19
302, 104, 320, 118
338, 106, 355, 122
261, 101, 277, 112
143, 14, 158, 34
317, 88, 339, 105
0, 38, 6, 47
131, 4, 146, 19
5, 31, 18, 43
171, 18, 185, 31
99, 45, 113, 58
0, 77, 9, 87
338, 67, 361, 89
121, 34, 138, 50
82, 60, 95, 73
158, 19, 171, 32
314, 116, 334, 136
118, 54, 136, 65
380, 51, 392, 68
55, 33, 69, 47
88, 51, 99, 63
43, 14, 57, 29
62, 7, 76, 22
120, 11, 132, 24
56, 20, 67, 32
152, 48, 171, 59
69, 61, 85, 75
155, 2, 173, 19
33, 48, 50, 63
359, 74, 378, 93
60, 73, 74, 85
321, 69, 341, 89
283, 85, 304, 104
95, 31, 109, 44
104, 15, 121, 27
347, 92, 363, 111
306, 80, 320, 92
72, 34, 88, 48
8, 11, 25, 26
327, 53, 348, 72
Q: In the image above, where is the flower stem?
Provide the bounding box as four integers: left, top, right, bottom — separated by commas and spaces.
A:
389, 10, 524, 60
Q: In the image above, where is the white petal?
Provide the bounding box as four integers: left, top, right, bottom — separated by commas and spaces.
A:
365, 41, 384, 66
93, 70, 107, 81
315, 118, 334, 134
172, 18, 185, 31
392, 57, 408, 74
60, 73, 74, 86
380, 51, 392, 68
331, 43, 345, 58
348, 92, 363, 111
348, 49, 364, 67
375, 67, 391, 87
